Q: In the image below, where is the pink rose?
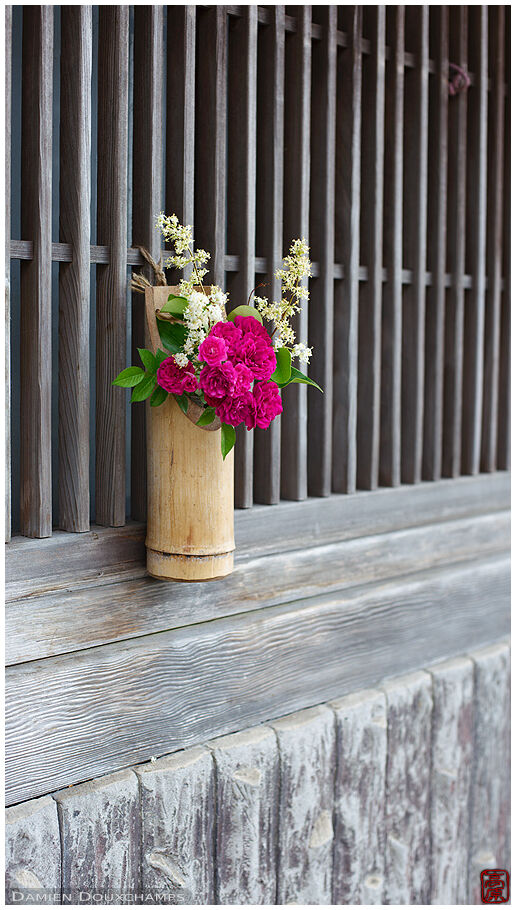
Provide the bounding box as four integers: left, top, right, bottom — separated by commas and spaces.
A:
198, 334, 228, 366
233, 315, 271, 342
157, 357, 198, 395
233, 334, 277, 381
253, 380, 283, 429
215, 391, 257, 430
199, 361, 236, 401
233, 362, 254, 395
211, 321, 242, 355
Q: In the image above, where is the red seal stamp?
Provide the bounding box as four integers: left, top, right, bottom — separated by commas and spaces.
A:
481, 869, 510, 903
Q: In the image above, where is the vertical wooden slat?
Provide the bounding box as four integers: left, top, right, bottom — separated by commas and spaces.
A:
273, 706, 335, 904
481, 7, 505, 472
380, 8, 404, 488
253, 7, 285, 505
462, 6, 488, 475
5, 5, 12, 541
497, 22, 510, 472
195, 7, 227, 289
131, 7, 163, 521
443, 6, 468, 478
307, 7, 337, 497
423, 8, 448, 481
166, 7, 196, 238
332, 7, 362, 494
209, 726, 279, 904
95, 6, 129, 527
401, 6, 429, 485
228, 8, 258, 509
429, 656, 474, 904
332, 690, 387, 904
58, 7, 92, 532
383, 671, 432, 904
281, 5, 311, 502
357, 7, 385, 491
20, 6, 53, 538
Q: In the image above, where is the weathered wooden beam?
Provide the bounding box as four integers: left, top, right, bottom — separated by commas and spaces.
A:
208, 726, 279, 903
383, 671, 432, 903
5, 555, 509, 805
195, 7, 227, 288
481, 7, 505, 472
253, 7, 284, 505
273, 706, 335, 903
462, 6, 488, 475
5, 4, 12, 543
95, 6, 129, 526
58, 6, 92, 532
468, 641, 510, 902
423, 7, 449, 480
332, 7, 362, 494
332, 689, 386, 904
428, 656, 474, 904
19, 6, 53, 537
443, 7, 468, 477
281, 6, 311, 501
54, 770, 140, 902
357, 7, 385, 490
307, 7, 336, 497
401, 6, 429, 484
5, 796, 61, 902
136, 748, 215, 903
131, 7, 163, 522
380, 7, 404, 488
228, 7, 258, 508
6, 509, 509, 665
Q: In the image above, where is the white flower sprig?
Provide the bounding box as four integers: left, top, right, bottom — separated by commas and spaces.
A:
157, 213, 229, 357
254, 239, 313, 364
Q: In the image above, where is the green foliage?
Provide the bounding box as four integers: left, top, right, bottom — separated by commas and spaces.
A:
138, 347, 157, 372
160, 294, 189, 316
112, 366, 145, 388
157, 319, 188, 354
282, 365, 323, 393
175, 393, 189, 415
270, 346, 291, 386
150, 386, 168, 407
130, 372, 157, 402
221, 423, 236, 460
196, 406, 216, 427
227, 305, 263, 325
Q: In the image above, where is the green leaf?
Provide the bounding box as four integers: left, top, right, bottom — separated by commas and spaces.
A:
196, 406, 216, 427
150, 386, 168, 407
175, 393, 189, 415
221, 423, 236, 460
138, 347, 157, 372
270, 346, 291, 385
155, 349, 170, 366
157, 319, 188, 354
280, 365, 323, 393
160, 294, 189, 316
130, 372, 157, 402
227, 305, 263, 325
112, 366, 145, 388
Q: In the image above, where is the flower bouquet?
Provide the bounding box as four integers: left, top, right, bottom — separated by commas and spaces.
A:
114, 214, 322, 581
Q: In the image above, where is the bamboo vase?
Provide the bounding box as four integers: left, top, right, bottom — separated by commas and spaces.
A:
145, 286, 235, 582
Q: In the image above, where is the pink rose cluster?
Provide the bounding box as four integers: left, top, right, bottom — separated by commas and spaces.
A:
156, 357, 198, 395
198, 316, 282, 430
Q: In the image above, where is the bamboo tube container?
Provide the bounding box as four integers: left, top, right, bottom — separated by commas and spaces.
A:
144, 287, 235, 582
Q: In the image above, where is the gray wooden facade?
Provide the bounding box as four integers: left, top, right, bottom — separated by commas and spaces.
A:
5, 643, 510, 904
5, 5, 511, 905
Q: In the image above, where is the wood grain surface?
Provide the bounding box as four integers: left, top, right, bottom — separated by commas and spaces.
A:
58, 6, 92, 532
5, 554, 509, 805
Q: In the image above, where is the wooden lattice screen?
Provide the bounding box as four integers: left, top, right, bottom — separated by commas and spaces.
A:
6, 5, 510, 541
